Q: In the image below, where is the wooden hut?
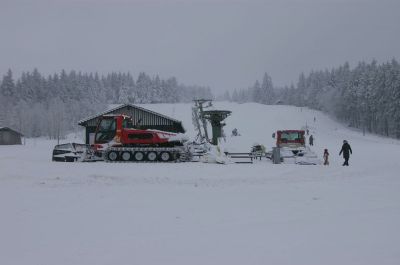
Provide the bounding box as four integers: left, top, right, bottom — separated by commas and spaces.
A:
78, 104, 185, 144
0, 127, 23, 145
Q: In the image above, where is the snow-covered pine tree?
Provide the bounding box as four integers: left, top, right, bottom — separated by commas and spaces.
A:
0, 69, 16, 126
261, 72, 274, 104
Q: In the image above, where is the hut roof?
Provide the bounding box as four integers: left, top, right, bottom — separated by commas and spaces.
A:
78, 103, 182, 126
0, 127, 24, 136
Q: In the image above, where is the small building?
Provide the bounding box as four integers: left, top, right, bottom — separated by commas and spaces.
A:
78, 104, 186, 144
0, 127, 23, 145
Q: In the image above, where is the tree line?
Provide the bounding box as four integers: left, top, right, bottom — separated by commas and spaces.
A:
281, 59, 400, 138
220, 59, 400, 139
0, 69, 213, 138
218, 72, 275, 105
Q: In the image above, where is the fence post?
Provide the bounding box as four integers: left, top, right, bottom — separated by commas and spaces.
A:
272, 147, 281, 164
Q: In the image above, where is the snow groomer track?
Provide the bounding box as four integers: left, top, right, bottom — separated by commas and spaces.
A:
103, 146, 189, 162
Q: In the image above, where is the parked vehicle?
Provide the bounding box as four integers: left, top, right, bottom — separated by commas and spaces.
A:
52, 143, 88, 162
271, 130, 320, 165
92, 114, 189, 162
275, 130, 305, 152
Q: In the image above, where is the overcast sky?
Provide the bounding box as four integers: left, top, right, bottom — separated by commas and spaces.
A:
1, 0, 399, 92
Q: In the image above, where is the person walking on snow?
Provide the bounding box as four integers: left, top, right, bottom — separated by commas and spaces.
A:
323, 149, 329, 165
232, 128, 238, 136
339, 140, 352, 166
309, 135, 314, 146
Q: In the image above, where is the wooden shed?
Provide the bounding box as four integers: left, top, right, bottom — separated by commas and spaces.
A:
0, 127, 23, 145
78, 104, 186, 144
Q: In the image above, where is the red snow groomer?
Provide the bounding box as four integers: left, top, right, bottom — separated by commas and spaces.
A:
93, 114, 189, 162
275, 130, 305, 150
271, 129, 320, 165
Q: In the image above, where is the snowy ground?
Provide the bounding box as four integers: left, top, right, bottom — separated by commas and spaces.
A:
1, 102, 400, 265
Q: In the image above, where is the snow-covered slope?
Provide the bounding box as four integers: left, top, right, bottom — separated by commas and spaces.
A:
1, 102, 400, 265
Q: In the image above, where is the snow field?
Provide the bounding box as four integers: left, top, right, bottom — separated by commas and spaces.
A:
1, 102, 400, 265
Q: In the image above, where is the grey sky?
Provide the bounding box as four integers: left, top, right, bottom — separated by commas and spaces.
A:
1, 0, 399, 92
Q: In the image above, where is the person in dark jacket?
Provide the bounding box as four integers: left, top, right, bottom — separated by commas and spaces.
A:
339, 140, 352, 166
323, 149, 329, 165
309, 135, 314, 146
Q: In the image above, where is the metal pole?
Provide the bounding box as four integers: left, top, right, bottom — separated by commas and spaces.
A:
272, 147, 281, 164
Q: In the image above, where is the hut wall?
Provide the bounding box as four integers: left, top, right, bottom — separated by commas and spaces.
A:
0, 130, 22, 145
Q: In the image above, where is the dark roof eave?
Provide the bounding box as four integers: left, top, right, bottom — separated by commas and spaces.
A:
0, 127, 24, 136
78, 103, 183, 126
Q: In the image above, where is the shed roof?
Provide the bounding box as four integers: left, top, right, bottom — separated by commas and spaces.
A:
78, 103, 183, 126
0, 127, 24, 136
